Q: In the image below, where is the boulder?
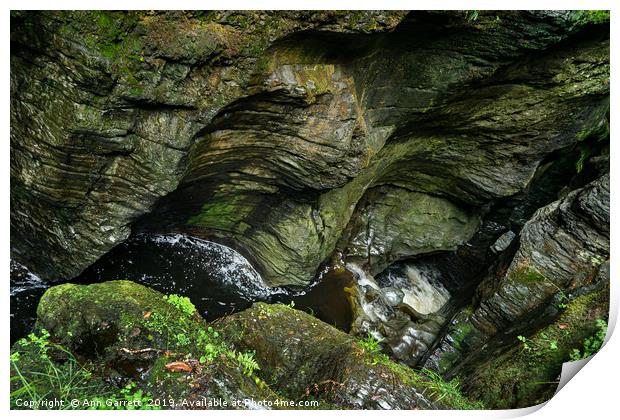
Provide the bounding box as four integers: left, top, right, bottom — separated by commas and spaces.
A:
217, 301, 481, 409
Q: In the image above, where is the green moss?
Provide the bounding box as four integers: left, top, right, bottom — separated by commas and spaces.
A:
465, 285, 609, 408
219, 302, 483, 409
509, 267, 547, 284
187, 194, 257, 233
572, 10, 610, 26
163, 294, 196, 316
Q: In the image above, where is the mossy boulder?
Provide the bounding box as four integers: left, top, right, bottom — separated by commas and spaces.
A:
217, 302, 482, 409
33, 280, 281, 409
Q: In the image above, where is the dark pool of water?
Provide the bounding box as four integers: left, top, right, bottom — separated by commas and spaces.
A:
76, 234, 286, 319
10, 260, 48, 343
11, 233, 355, 343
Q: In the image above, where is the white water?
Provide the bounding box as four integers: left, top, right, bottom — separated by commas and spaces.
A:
401, 266, 450, 315
147, 233, 286, 299
10, 260, 46, 296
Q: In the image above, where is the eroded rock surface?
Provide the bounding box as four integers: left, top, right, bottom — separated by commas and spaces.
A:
426, 174, 610, 382
11, 11, 610, 288
10, 10, 611, 410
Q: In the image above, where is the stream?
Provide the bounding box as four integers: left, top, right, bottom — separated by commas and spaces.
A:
11, 233, 354, 343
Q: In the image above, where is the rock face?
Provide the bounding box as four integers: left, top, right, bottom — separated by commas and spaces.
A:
10, 10, 406, 281
155, 10, 610, 287
425, 174, 610, 388
11, 11, 610, 287
472, 174, 609, 337
343, 186, 480, 274
346, 261, 454, 367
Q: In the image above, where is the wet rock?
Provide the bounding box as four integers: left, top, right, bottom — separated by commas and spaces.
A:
346, 262, 451, 366
491, 231, 516, 254
427, 175, 610, 376
472, 174, 609, 338
343, 186, 480, 274
217, 301, 480, 409
10, 260, 48, 343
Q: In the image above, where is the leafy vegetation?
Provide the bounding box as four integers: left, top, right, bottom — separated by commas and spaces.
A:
374, 356, 484, 409
573, 10, 610, 26
465, 10, 479, 22
466, 286, 609, 409
163, 294, 196, 316
518, 333, 558, 356
569, 319, 607, 361
10, 330, 158, 410
358, 332, 383, 361
419, 369, 484, 409
87, 383, 158, 410
145, 295, 261, 379
235, 350, 261, 376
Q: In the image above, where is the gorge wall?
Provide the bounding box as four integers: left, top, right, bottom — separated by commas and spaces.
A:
10, 10, 610, 409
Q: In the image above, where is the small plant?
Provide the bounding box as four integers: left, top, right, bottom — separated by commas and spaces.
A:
465, 10, 479, 21
10, 329, 155, 410
590, 255, 604, 267
539, 333, 558, 351
358, 332, 384, 363
200, 343, 221, 363
517, 335, 531, 351
570, 319, 607, 361
175, 333, 190, 347
557, 291, 569, 309
518, 333, 557, 356
420, 369, 485, 409
235, 351, 260, 376
145, 312, 169, 334
88, 383, 158, 410
572, 10, 610, 26
163, 294, 196, 316
196, 326, 225, 363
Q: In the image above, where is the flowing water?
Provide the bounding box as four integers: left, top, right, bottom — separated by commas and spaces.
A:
10, 260, 48, 343
77, 233, 288, 317
11, 233, 355, 342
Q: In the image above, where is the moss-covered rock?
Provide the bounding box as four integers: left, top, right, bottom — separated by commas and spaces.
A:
463, 284, 609, 408
33, 280, 282, 409
217, 302, 482, 409
16, 280, 484, 409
